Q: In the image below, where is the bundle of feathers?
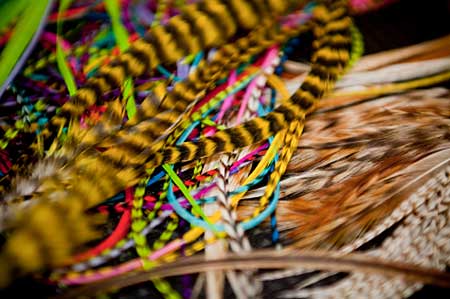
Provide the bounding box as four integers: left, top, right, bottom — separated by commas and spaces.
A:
0, 0, 449, 298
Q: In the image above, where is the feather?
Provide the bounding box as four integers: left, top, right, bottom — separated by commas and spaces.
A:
58, 250, 450, 299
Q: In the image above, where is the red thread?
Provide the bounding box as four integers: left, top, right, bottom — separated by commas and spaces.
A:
73, 188, 133, 262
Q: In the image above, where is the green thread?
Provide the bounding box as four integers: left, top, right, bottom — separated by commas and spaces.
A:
347, 24, 364, 71
129, 173, 181, 299
56, 0, 77, 96
104, 0, 129, 52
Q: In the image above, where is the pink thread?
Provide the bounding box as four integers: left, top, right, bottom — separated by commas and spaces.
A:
203, 126, 217, 137
216, 70, 237, 122
193, 183, 216, 199
60, 239, 185, 285
230, 143, 269, 173
281, 12, 312, 28
41, 32, 71, 51
350, 0, 399, 14
191, 56, 269, 114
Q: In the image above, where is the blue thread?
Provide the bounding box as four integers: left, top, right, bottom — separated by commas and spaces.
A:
178, 121, 200, 144
157, 65, 182, 82
304, 1, 317, 13
147, 170, 165, 186
230, 166, 271, 194
191, 52, 203, 68
37, 117, 48, 127
268, 159, 280, 244
271, 211, 280, 244
166, 179, 280, 232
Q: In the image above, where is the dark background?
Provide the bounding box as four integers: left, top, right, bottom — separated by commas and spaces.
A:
353, 0, 450, 54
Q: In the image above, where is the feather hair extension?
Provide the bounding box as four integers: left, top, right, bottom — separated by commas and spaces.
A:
51, 0, 297, 127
